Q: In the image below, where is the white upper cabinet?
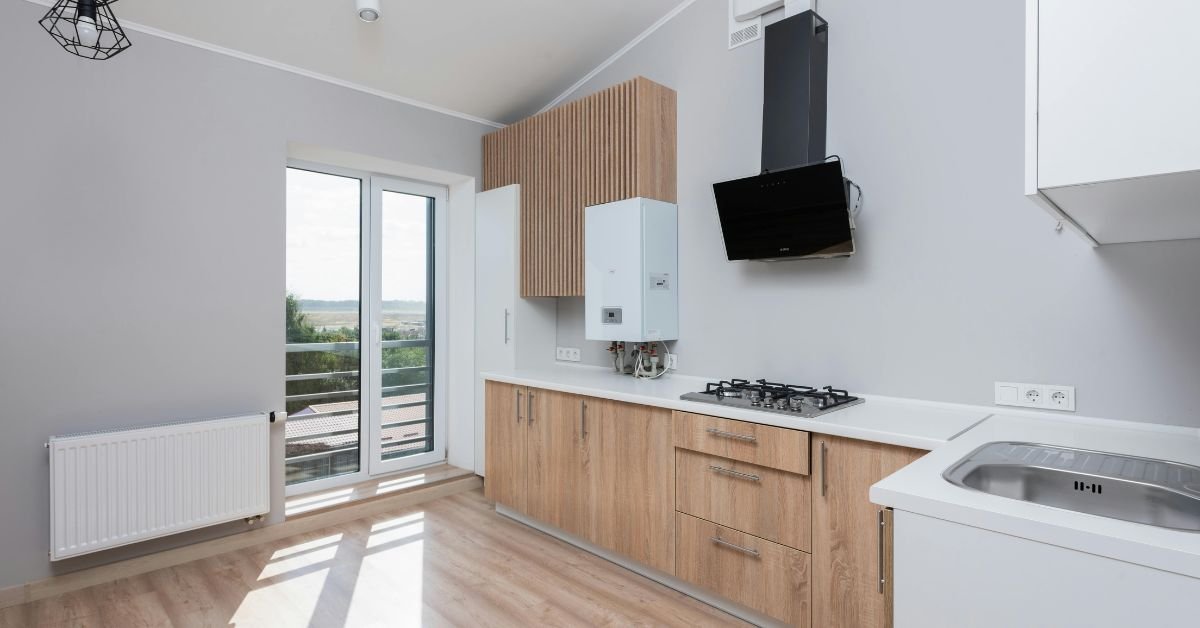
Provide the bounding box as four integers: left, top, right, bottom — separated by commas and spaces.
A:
1026, 0, 1200, 244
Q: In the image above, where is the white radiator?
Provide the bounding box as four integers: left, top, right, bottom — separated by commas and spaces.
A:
49, 413, 271, 561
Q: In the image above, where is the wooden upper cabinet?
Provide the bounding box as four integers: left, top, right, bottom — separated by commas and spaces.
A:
811, 435, 925, 628
482, 77, 677, 297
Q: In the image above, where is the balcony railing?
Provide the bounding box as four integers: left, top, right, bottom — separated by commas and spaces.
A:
284, 339, 432, 483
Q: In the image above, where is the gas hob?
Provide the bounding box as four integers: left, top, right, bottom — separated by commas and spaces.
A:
680, 379, 864, 419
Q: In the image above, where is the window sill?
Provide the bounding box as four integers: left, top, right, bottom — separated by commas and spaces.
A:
284, 463, 474, 519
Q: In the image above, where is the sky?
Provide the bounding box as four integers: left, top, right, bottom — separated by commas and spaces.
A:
286, 168, 429, 302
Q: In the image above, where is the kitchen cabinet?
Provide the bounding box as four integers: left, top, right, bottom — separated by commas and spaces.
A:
483, 384, 675, 573
811, 435, 925, 628
483, 381, 526, 510
482, 76, 677, 297
676, 448, 811, 552
676, 512, 811, 627
584, 397, 675, 572
486, 385, 931, 627
673, 411, 810, 475
1026, 0, 1200, 244
473, 186, 557, 476
894, 510, 1200, 628
524, 387, 584, 532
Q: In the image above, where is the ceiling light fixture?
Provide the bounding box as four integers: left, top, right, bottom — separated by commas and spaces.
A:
39, 0, 132, 60
356, 0, 382, 22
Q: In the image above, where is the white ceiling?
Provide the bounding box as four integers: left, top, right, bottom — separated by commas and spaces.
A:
107, 0, 685, 125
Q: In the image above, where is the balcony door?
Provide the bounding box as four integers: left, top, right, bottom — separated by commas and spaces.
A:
285, 164, 445, 494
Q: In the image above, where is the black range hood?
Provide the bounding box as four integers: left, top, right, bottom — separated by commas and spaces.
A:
713, 10, 855, 261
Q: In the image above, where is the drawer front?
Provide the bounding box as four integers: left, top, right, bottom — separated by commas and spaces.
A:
676, 449, 811, 552
673, 411, 810, 475
676, 512, 811, 627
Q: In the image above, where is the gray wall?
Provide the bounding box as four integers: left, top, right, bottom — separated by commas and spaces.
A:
556, 0, 1200, 426
0, 1, 491, 589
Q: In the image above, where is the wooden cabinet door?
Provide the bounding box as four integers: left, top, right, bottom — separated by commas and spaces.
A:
584, 397, 675, 573
811, 435, 925, 628
482, 76, 677, 297
483, 382, 526, 511
524, 387, 585, 531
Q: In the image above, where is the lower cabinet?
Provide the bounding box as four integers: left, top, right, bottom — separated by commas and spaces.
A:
583, 397, 675, 572
485, 382, 926, 628
676, 512, 811, 627
811, 435, 925, 628
483, 382, 675, 573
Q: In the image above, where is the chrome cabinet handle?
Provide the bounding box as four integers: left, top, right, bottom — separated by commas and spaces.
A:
877, 509, 886, 594
503, 308, 510, 344
580, 400, 587, 438
708, 465, 761, 482
515, 389, 522, 423
710, 536, 760, 558
705, 428, 756, 442
527, 390, 535, 423
820, 441, 828, 497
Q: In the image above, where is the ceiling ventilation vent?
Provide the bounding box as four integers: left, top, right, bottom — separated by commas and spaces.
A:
728, 1, 763, 49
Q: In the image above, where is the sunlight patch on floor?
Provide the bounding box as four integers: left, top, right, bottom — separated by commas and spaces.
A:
367, 513, 424, 549
233, 567, 330, 626
349, 538, 425, 625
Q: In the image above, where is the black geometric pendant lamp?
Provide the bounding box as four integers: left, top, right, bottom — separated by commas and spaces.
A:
40, 0, 132, 60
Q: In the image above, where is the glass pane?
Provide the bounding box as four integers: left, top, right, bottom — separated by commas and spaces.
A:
380, 190, 432, 461
285, 168, 362, 486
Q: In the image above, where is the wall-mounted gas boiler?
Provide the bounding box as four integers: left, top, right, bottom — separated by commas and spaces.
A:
584, 198, 678, 342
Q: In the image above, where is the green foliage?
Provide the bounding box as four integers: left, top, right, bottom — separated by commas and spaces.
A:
285, 293, 429, 415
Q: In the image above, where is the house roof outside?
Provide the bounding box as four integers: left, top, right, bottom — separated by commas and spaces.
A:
286, 393, 429, 458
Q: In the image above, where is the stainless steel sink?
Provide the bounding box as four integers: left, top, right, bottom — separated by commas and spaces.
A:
943, 442, 1200, 531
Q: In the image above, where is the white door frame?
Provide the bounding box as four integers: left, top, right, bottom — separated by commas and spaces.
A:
284, 161, 448, 497
367, 175, 448, 476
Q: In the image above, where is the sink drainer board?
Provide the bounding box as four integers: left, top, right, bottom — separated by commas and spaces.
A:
943, 442, 1200, 532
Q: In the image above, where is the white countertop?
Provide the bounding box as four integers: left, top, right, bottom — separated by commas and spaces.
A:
481, 366, 990, 450
871, 413, 1200, 578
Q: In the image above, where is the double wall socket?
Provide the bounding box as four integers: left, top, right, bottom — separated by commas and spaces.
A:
556, 346, 581, 362
994, 382, 1076, 411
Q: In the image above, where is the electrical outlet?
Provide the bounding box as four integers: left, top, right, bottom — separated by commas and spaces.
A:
995, 382, 1075, 411
665, 354, 678, 370
556, 346, 581, 362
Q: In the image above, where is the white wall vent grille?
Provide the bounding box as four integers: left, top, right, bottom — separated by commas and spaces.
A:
729, 1, 764, 49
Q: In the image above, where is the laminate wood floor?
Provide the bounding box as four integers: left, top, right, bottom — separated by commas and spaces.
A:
1, 490, 747, 628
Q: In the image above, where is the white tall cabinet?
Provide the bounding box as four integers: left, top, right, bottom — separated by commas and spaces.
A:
473, 185, 557, 475
1026, 0, 1200, 245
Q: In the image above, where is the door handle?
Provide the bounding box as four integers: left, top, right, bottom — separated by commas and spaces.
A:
503, 308, 510, 344
580, 400, 587, 438
515, 389, 522, 423
708, 465, 761, 482
820, 441, 828, 497
705, 428, 757, 442
878, 509, 886, 594
710, 536, 760, 558
527, 391, 535, 424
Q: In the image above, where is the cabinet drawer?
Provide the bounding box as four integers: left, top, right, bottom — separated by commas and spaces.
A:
675, 449, 810, 552
673, 411, 809, 475
676, 512, 811, 627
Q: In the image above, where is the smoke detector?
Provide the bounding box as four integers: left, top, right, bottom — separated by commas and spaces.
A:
356, 0, 381, 22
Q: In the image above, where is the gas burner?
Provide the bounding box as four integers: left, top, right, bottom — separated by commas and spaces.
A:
685, 379, 864, 418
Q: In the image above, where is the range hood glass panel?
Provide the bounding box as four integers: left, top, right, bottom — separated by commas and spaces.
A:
713, 161, 852, 260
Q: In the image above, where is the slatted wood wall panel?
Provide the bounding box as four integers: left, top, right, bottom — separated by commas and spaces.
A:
482, 77, 677, 297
